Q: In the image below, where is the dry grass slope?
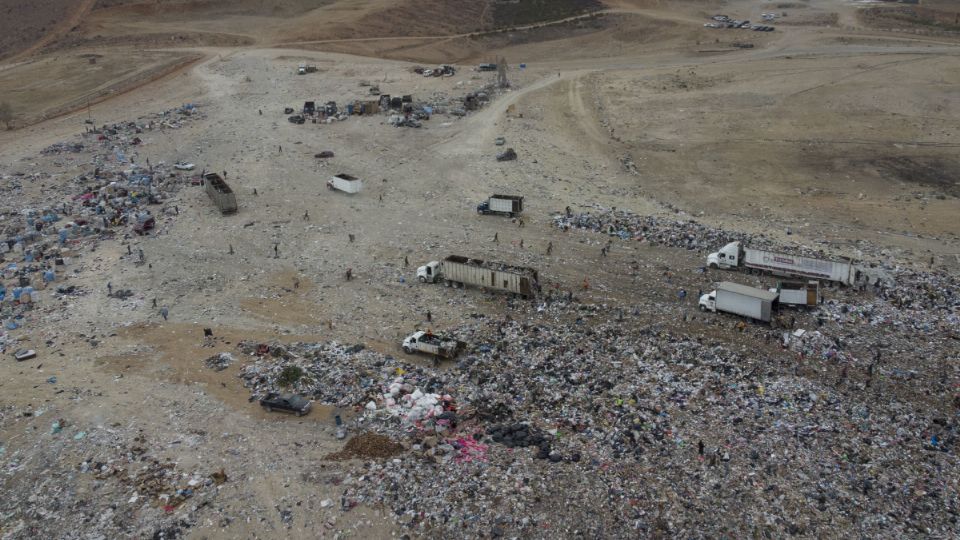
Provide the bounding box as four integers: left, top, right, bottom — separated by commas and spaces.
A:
0, 0, 80, 59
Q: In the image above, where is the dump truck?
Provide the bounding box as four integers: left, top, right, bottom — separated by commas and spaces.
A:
402, 330, 464, 359
477, 195, 523, 217
203, 173, 237, 215
327, 174, 362, 194
699, 281, 777, 322
297, 64, 318, 75
417, 255, 538, 298
707, 241, 858, 286
771, 280, 821, 307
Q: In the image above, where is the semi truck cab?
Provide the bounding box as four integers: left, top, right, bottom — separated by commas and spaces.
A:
417, 261, 441, 283
707, 241, 741, 269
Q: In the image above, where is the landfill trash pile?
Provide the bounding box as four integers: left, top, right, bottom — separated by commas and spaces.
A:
231, 290, 959, 537
205, 352, 235, 371
553, 207, 886, 262
0, 105, 202, 343
0, 416, 226, 539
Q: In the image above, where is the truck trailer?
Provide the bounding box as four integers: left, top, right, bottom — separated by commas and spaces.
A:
203, 173, 238, 215
477, 195, 523, 217
772, 280, 821, 307
699, 281, 778, 322
707, 241, 858, 286
327, 174, 362, 194
417, 255, 539, 298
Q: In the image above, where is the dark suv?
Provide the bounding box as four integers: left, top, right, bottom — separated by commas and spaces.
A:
260, 393, 312, 416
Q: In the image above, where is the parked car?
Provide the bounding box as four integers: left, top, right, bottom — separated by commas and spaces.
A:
174, 162, 195, 171
288, 115, 305, 124
133, 217, 155, 235
260, 393, 312, 416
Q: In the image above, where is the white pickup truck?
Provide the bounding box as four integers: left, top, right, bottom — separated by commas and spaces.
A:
402, 331, 464, 359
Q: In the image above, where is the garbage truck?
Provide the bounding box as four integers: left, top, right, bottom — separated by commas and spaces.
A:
203, 173, 238, 215
477, 195, 523, 217
706, 241, 857, 285
699, 281, 778, 322
417, 255, 539, 298
402, 331, 464, 358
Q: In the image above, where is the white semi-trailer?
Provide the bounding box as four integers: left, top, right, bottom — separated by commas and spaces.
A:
707, 241, 858, 285
699, 281, 778, 322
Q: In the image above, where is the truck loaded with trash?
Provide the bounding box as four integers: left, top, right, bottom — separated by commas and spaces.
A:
417, 255, 539, 298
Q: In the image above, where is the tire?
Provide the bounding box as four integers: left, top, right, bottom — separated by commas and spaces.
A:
296, 410, 304, 417
403, 346, 412, 354
709, 263, 718, 269
445, 280, 452, 287
699, 305, 706, 312
419, 276, 427, 283
264, 405, 273, 412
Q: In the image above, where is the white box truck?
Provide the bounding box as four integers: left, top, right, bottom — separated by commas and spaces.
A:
417, 255, 539, 298
699, 281, 778, 322
707, 241, 858, 286
327, 174, 362, 194
477, 195, 523, 217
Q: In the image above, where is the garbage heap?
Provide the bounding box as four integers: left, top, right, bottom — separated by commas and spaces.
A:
0, 105, 202, 346
0, 416, 228, 539
235, 295, 959, 538
552, 207, 894, 263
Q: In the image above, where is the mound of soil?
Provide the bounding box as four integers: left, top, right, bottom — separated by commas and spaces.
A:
325, 432, 405, 461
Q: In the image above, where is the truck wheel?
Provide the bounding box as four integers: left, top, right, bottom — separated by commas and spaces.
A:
403, 346, 412, 354
699, 305, 706, 312
709, 263, 718, 269
264, 406, 273, 412
418, 276, 427, 283
445, 280, 452, 287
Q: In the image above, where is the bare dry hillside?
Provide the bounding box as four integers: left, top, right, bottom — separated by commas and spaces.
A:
0, 0, 87, 60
